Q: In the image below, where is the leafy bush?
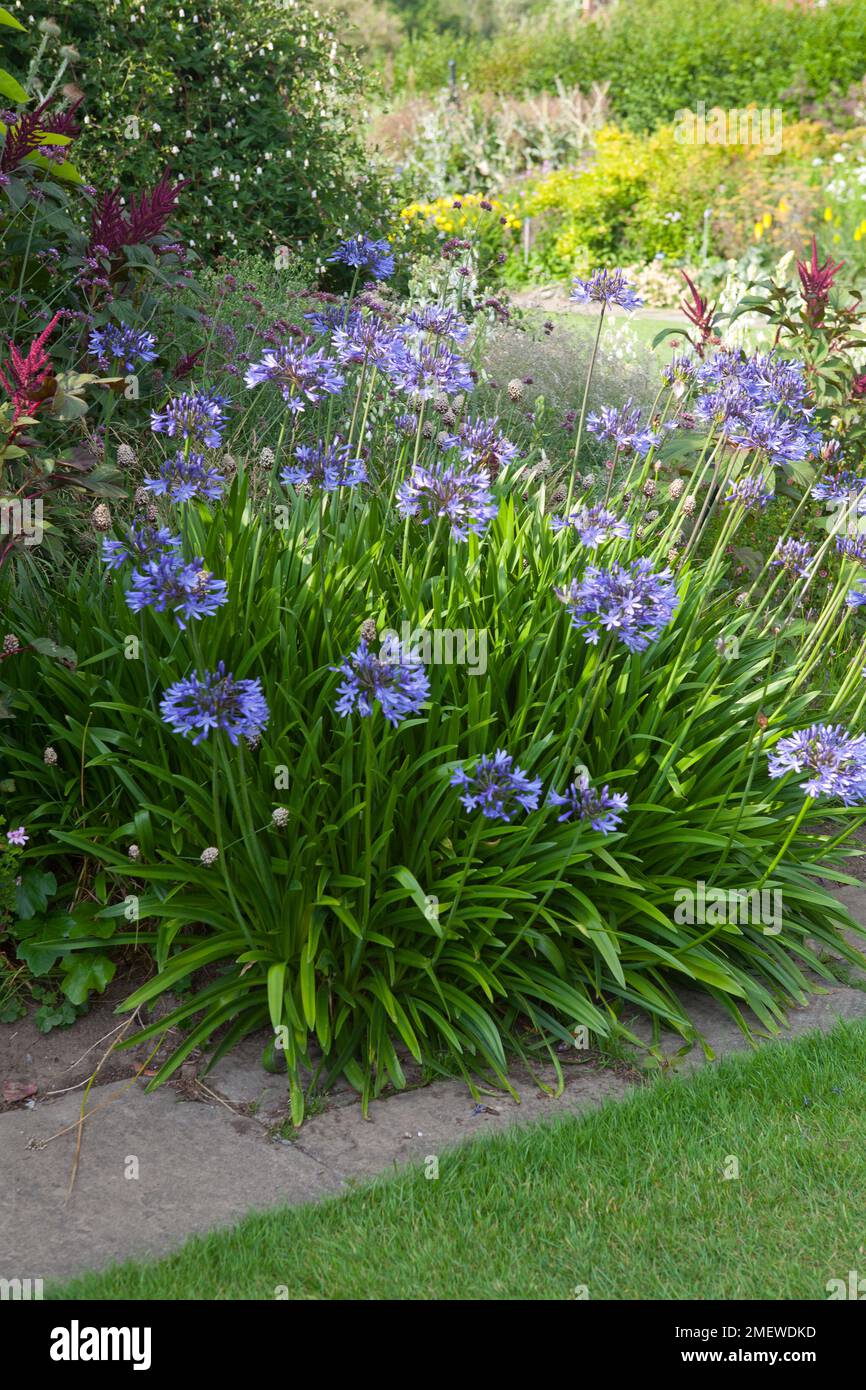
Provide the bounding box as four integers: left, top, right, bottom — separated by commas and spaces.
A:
4, 0, 392, 256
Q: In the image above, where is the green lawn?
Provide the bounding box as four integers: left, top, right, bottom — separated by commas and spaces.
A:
54, 1022, 866, 1301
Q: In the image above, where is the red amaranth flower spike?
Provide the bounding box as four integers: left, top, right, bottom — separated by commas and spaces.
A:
0, 95, 81, 173
797, 236, 844, 324
88, 172, 189, 258
0, 311, 63, 430
679, 271, 717, 357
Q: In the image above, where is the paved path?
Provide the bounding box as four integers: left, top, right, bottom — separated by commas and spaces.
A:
3, 886, 866, 1284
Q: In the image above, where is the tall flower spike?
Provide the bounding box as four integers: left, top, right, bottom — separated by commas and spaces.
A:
679, 271, 717, 358
797, 236, 844, 325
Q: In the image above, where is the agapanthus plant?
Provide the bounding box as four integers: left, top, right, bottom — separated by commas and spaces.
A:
88, 323, 158, 373
144, 452, 225, 503
723, 476, 775, 511
386, 341, 474, 400
770, 538, 813, 578
570, 268, 642, 312
333, 639, 430, 727
768, 724, 866, 804
151, 389, 228, 449
244, 341, 344, 412
126, 553, 228, 630
550, 505, 631, 548
548, 774, 629, 834
160, 662, 270, 746
281, 438, 367, 491
557, 557, 679, 652
456, 417, 518, 477
101, 523, 181, 571
587, 402, 659, 457
328, 234, 395, 281
450, 750, 542, 823
397, 462, 498, 540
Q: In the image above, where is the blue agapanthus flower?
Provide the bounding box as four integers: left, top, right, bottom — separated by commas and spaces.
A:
244, 341, 345, 412
550, 505, 631, 548
331, 314, 397, 368
385, 341, 474, 400
836, 534, 866, 564
767, 723, 866, 804
143, 451, 225, 503
770, 538, 813, 577
812, 470, 866, 512
399, 304, 469, 345
151, 389, 228, 449
547, 773, 629, 834
456, 417, 518, 476
101, 523, 181, 571
304, 305, 362, 337
89, 322, 157, 372
587, 402, 659, 456
125, 553, 228, 630
280, 438, 367, 491
723, 476, 774, 510
694, 349, 821, 460
161, 661, 270, 746
333, 638, 430, 727
328, 235, 395, 281
397, 462, 498, 540
450, 749, 542, 823
556, 557, 679, 652
570, 268, 642, 311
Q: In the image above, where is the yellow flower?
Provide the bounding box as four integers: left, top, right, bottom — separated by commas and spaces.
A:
754, 222, 764, 240
762, 212, 772, 228
824, 206, 833, 221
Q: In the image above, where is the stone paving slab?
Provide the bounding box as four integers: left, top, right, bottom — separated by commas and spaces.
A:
1, 1081, 335, 1284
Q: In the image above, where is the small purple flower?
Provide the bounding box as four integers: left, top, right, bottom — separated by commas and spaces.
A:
836, 534, 866, 565
397, 462, 498, 541
767, 724, 866, 804
385, 342, 474, 400
456, 417, 518, 475
333, 639, 430, 727
328, 234, 395, 281
723, 476, 774, 510
151, 389, 228, 449
770, 538, 813, 578
399, 304, 469, 345
556, 557, 679, 652
547, 774, 628, 834
88, 322, 158, 372
281, 438, 367, 491
812, 470, 866, 512
143, 451, 225, 503
101, 523, 181, 571
304, 305, 362, 336
570, 268, 642, 312
161, 662, 270, 746
331, 314, 397, 368
450, 750, 542, 823
5, 827, 28, 846
126, 553, 228, 630
587, 402, 659, 456
244, 341, 344, 412
550, 505, 631, 548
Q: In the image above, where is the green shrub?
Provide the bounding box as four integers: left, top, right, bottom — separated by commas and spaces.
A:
393, 0, 866, 133
5, 0, 393, 255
